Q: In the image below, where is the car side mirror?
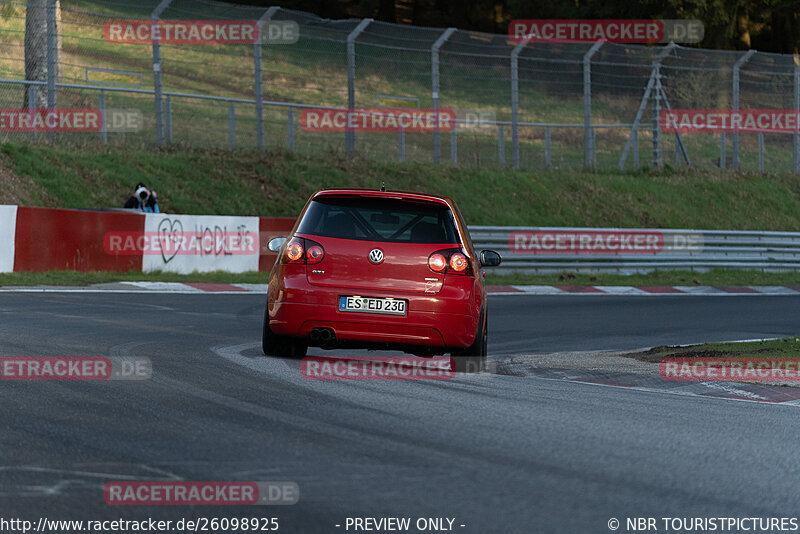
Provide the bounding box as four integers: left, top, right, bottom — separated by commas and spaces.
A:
480, 250, 502, 267
267, 237, 287, 253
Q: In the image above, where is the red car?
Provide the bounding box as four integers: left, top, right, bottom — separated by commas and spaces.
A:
262, 188, 501, 372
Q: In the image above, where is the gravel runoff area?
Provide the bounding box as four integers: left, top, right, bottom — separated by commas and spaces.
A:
507, 345, 800, 388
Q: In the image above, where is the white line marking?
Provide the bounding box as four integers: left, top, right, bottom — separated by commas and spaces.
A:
528, 373, 800, 407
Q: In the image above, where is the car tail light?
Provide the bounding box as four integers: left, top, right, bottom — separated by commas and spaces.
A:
449, 253, 467, 272
286, 240, 304, 262
283, 238, 324, 265
428, 253, 447, 272
306, 243, 325, 265
428, 249, 473, 276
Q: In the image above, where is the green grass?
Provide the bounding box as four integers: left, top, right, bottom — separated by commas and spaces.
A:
633, 337, 800, 363
4, 141, 800, 231
2, 1, 798, 172
0, 270, 268, 287
1, 268, 799, 288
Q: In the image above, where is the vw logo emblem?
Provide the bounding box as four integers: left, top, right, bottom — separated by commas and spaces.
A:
368, 248, 384, 264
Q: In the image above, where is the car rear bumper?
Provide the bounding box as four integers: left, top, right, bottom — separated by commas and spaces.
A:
268, 282, 479, 348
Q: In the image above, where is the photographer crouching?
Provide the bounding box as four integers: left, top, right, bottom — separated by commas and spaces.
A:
124, 182, 160, 213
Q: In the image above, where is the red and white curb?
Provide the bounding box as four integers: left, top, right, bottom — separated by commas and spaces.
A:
2, 282, 800, 295
123, 282, 266, 293
487, 285, 800, 296
0, 282, 266, 294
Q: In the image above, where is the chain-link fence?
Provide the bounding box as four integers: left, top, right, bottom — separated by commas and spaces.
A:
1, 0, 799, 173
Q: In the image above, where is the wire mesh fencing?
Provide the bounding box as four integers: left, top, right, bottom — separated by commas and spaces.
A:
1, 0, 799, 173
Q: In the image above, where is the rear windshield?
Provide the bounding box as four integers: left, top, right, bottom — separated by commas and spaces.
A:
297, 196, 460, 244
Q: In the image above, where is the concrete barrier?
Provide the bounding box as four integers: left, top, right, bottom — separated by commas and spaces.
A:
3, 205, 295, 274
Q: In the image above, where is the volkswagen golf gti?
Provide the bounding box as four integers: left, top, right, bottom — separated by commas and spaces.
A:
262, 188, 501, 373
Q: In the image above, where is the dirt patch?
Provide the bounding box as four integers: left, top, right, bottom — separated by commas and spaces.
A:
0, 155, 49, 206
506, 350, 659, 376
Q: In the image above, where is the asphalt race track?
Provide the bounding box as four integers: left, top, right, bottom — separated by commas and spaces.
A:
2, 292, 800, 533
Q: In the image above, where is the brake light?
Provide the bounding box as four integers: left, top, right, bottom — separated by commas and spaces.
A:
428, 253, 447, 272
306, 244, 325, 264
428, 248, 473, 276
286, 241, 304, 262
284, 238, 324, 265
449, 253, 467, 272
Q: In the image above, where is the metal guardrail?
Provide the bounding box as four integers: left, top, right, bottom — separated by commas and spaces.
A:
469, 226, 800, 274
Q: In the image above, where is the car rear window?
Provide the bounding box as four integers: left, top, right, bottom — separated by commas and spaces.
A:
297, 196, 461, 244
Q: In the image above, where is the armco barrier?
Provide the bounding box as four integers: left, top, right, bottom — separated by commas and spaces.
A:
471, 226, 800, 274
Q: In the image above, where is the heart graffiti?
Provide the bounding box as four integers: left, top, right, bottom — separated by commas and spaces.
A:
157, 218, 184, 264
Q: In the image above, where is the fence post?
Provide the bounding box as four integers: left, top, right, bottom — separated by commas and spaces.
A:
345, 19, 372, 157
583, 41, 603, 168
450, 126, 457, 164
758, 133, 764, 172
510, 42, 527, 170
27, 85, 36, 141
794, 60, 800, 174
398, 126, 405, 162
228, 102, 236, 148
99, 90, 107, 144
165, 95, 172, 143
652, 64, 662, 168
255, 6, 278, 150
544, 127, 551, 169
151, 0, 173, 145
431, 28, 456, 164
288, 107, 294, 151
732, 50, 755, 171
651, 43, 676, 168
720, 132, 726, 169
498, 125, 505, 166
45, 0, 56, 110
633, 126, 639, 169
621, 43, 674, 170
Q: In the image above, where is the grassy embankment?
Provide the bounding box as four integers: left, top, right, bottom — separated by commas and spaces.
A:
2, 142, 800, 286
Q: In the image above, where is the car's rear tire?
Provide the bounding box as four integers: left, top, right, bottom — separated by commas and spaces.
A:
452, 308, 487, 373
262, 304, 308, 358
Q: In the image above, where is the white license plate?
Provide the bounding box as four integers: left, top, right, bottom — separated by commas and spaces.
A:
339, 296, 407, 316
